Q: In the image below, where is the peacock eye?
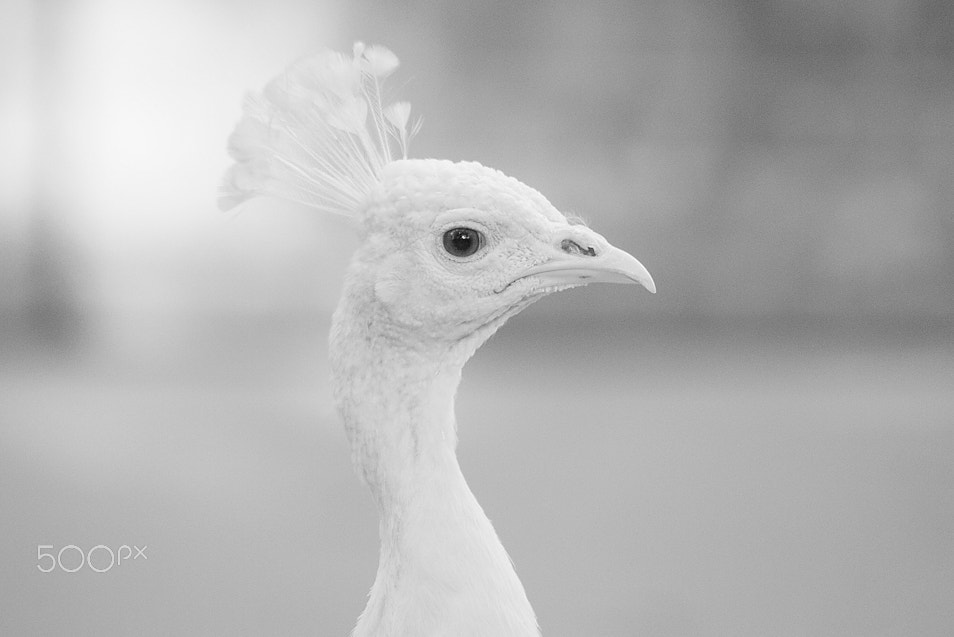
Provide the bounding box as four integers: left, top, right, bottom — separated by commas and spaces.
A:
442, 227, 483, 258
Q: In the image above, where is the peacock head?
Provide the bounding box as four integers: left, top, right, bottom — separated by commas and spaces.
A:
351, 158, 654, 341
221, 43, 654, 345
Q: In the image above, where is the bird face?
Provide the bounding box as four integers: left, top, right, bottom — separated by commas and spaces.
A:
353, 159, 654, 344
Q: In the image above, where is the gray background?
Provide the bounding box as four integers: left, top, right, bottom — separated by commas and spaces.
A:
1, 0, 952, 635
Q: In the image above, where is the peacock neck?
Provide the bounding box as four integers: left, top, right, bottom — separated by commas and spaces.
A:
330, 287, 540, 636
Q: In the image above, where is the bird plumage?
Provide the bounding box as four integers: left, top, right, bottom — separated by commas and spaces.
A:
221, 43, 654, 636
220, 42, 418, 215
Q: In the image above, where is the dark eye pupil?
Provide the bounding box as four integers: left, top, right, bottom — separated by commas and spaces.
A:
443, 227, 481, 257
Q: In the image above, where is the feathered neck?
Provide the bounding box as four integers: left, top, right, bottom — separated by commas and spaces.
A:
329, 277, 540, 637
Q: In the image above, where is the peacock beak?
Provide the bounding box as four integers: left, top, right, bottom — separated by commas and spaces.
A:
511, 228, 656, 294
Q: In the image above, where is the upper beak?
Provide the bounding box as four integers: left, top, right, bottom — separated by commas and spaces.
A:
509, 227, 656, 294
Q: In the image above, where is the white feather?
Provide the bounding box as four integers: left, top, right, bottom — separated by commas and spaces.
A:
220, 43, 418, 215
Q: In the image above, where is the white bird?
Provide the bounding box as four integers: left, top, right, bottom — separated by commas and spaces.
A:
221, 43, 655, 637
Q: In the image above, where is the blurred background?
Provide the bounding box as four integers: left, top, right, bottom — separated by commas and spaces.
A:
1, 0, 952, 635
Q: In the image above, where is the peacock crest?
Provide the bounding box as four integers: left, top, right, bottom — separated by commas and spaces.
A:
220, 42, 420, 215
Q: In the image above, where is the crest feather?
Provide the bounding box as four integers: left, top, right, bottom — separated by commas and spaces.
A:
219, 43, 418, 214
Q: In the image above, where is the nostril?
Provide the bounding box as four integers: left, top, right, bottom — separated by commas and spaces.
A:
561, 239, 597, 257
